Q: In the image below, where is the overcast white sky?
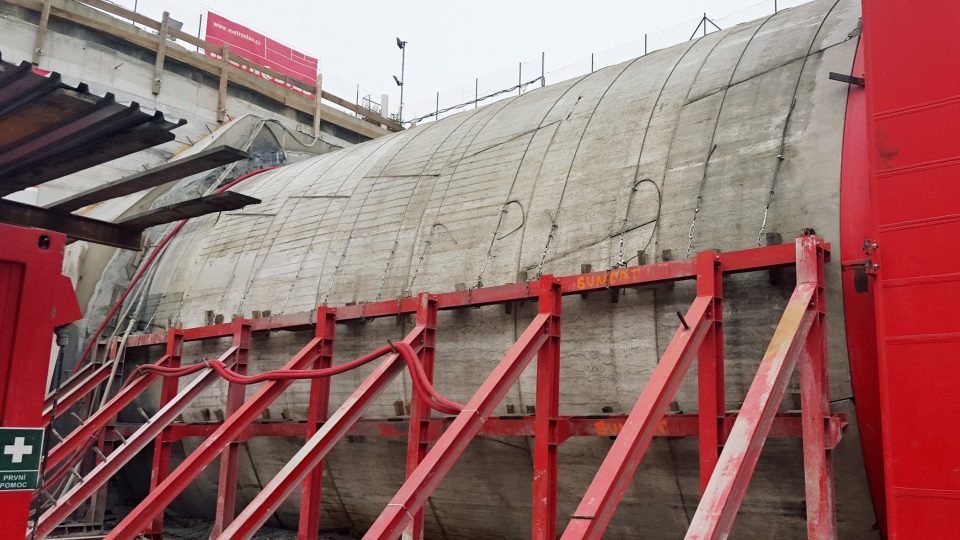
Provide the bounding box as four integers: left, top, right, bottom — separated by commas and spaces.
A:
127, 0, 812, 116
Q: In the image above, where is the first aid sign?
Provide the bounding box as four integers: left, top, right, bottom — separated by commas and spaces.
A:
0, 428, 44, 491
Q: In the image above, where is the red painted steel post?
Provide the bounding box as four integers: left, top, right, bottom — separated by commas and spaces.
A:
146, 328, 183, 539
797, 239, 837, 538
403, 294, 438, 540
684, 236, 821, 539
363, 283, 555, 539
532, 276, 562, 540
211, 319, 252, 537
697, 251, 723, 493
297, 307, 337, 540
560, 294, 714, 540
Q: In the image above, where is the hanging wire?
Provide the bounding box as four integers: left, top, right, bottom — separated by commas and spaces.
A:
616, 178, 662, 267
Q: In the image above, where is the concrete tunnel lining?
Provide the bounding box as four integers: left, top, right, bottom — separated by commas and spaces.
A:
95, 0, 878, 537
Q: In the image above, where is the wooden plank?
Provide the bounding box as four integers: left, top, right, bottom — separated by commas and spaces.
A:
117, 191, 261, 229
152, 11, 170, 95
0, 125, 176, 195
45, 145, 250, 212
0, 199, 142, 249
32, 0, 52, 66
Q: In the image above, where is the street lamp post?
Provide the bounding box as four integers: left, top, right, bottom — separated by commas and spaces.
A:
394, 37, 407, 124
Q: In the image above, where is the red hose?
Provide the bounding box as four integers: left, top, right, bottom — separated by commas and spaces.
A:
135, 340, 465, 415
71, 166, 279, 375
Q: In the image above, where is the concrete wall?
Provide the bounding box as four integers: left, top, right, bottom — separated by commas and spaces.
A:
112, 0, 876, 537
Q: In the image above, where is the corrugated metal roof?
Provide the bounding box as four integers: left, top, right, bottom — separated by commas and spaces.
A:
0, 52, 186, 197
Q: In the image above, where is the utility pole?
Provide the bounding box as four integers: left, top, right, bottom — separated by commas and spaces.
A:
394, 37, 407, 123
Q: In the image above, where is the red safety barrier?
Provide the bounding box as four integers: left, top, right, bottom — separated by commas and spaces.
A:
31, 236, 839, 539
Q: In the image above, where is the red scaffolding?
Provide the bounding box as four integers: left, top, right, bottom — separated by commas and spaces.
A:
31, 235, 839, 539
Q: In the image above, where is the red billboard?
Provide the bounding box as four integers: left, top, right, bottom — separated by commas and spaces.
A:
204, 11, 318, 94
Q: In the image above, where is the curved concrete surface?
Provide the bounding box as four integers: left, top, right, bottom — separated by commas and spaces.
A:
118, 0, 877, 537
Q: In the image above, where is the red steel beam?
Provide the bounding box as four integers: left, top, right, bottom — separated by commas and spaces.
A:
111, 412, 846, 447
560, 259, 716, 540
697, 251, 724, 493
297, 307, 337, 540
45, 353, 173, 469
215, 322, 428, 540
145, 329, 183, 539
403, 295, 438, 540
532, 276, 562, 540
42, 361, 112, 425
124, 242, 825, 349
362, 278, 558, 540
104, 329, 331, 539
685, 237, 821, 539
211, 320, 252, 537
34, 346, 240, 538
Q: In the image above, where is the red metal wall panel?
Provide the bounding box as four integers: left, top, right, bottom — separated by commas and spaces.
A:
861, 1, 960, 536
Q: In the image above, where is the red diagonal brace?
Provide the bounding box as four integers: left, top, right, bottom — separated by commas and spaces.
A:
216, 318, 428, 540
105, 321, 331, 539
34, 346, 240, 538
42, 361, 113, 425
560, 280, 715, 539
685, 237, 822, 539
402, 294, 438, 540
297, 307, 337, 540
45, 353, 173, 470
361, 277, 558, 540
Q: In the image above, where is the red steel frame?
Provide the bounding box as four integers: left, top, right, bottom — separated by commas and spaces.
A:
686, 236, 833, 539
0, 225, 81, 539
27, 236, 842, 539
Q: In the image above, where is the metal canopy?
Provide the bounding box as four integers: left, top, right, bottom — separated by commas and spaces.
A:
0, 53, 185, 197
0, 52, 263, 250
46, 145, 250, 213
